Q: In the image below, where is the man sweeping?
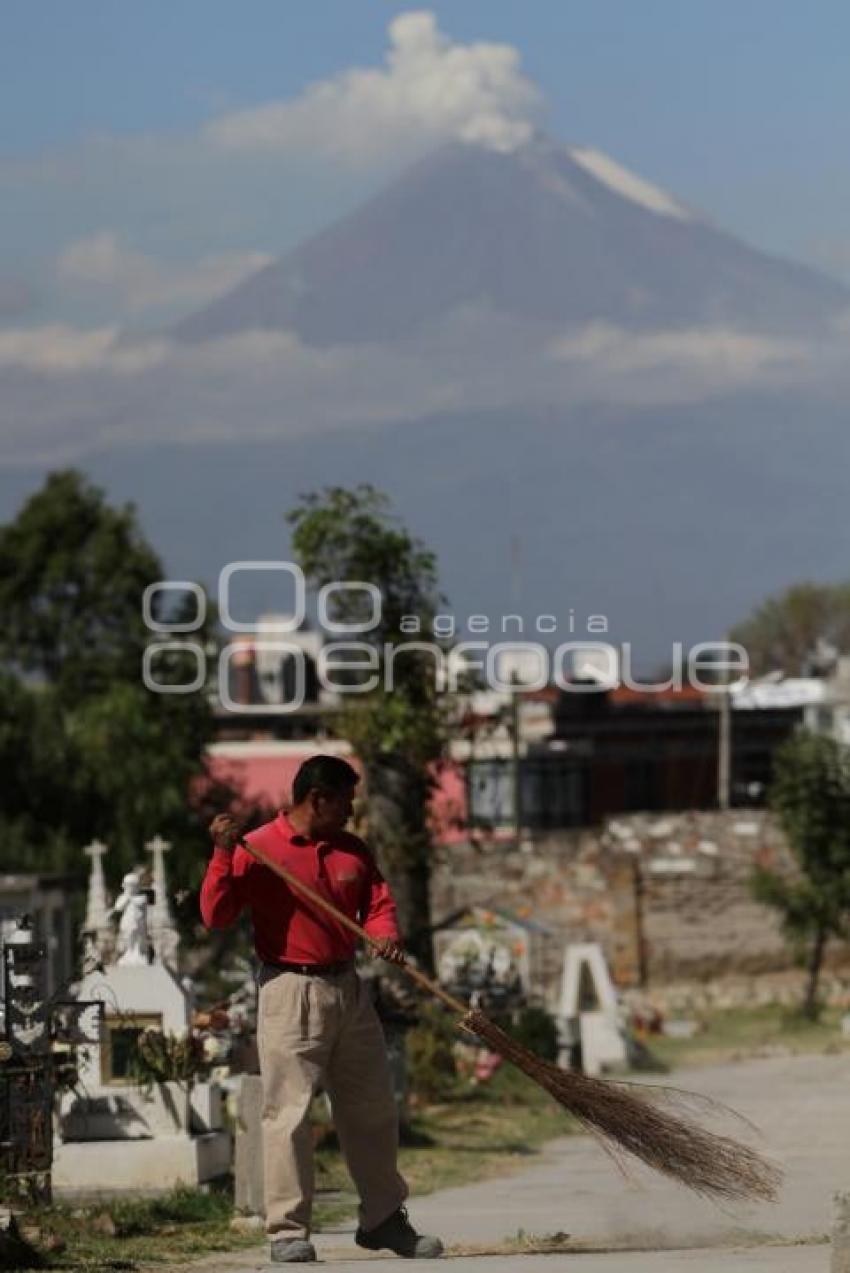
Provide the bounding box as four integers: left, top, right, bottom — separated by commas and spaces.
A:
200, 754, 444, 1264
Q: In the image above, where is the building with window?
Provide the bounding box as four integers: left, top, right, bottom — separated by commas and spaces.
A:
460, 681, 805, 837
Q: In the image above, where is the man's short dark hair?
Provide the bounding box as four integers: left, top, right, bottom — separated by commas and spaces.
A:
292, 755, 359, 805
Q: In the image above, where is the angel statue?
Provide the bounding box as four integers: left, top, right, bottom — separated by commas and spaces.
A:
112, 871, 152, 966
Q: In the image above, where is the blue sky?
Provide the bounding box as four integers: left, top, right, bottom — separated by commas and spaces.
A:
2, 3, 849, 655
2, 0, 850, 328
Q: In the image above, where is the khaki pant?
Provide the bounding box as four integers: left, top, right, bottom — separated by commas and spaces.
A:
257, 967, 408, 1238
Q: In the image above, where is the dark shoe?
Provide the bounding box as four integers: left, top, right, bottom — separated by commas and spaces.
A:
269, 1236, 317, 1263
356, 1206, 444, 1259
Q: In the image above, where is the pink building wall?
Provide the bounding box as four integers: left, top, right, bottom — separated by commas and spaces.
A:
205, 743, 469, 844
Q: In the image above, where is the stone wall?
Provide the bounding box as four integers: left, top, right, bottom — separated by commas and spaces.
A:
621, 968, 850, 1017
431, 810, 850, 1004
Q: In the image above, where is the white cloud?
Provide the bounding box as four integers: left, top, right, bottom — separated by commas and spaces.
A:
206, 10, 540, 163
57, 231, 272, 317
2, 309, 848, 468
0, 324, 111, 374
549, 322, 808, 384
0, 324, 166, 374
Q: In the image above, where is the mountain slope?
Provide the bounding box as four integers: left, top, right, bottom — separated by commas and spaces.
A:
176, 138, 848, 345
4, 139, 845, 665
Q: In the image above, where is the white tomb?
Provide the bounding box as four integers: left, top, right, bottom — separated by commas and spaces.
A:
558, 942, 628, 1077
53, 838, 230, 1193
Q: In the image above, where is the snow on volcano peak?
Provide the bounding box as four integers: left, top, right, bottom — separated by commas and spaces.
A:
568, 146, 692, 221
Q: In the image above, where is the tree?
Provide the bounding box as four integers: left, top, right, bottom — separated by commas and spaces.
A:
752, 729, 850, 1017
0, 469, 163, 699
730, 581, 850, 677
287, 485, 448, 968
0, 470, 235, 892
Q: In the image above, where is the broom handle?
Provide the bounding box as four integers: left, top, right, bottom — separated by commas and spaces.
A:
237, 837, 469, 1017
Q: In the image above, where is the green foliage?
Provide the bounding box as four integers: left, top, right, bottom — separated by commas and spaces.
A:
0, 470, 162, 697
287, 485, 442, 640
15, 1186, 248, 1270
102, 1184, 232, 1236
753, 729, 850, 1015
730, 580, 850, 676
406, 1003, 461, 1102
0, 673, 234, 882
0, 469, 239, 895
406, 1004, 560, 1107
763, 730, 850, 925
503, 1005, 559, 1063
287, 484, 446, 743
464, 1056, 544, 1106
287, 484, 450, 965
131, 1029, 206, 1090
0, 1166, 54, 1222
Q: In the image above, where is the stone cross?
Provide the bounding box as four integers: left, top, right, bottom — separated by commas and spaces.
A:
83, 840, 114, 961
145, 834, 180, 969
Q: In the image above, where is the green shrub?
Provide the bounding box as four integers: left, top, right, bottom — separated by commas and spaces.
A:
465, 1058, 541, 1106
503, 1006, 559, 1062
406, 1003, 460, 1102
406, 1002, 559, 1104
130, 1029, 206, 1090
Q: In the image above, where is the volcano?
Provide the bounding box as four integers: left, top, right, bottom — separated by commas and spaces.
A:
4, 137, 848, 663
176, 137, 847, 346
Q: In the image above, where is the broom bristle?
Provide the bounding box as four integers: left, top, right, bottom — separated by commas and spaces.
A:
464, 1010, 781, 1203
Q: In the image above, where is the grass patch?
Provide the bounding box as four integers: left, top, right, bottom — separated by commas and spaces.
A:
646, 1002, 850, 1070
15, 1185, 261, 1271
20, 1075, 577, 1268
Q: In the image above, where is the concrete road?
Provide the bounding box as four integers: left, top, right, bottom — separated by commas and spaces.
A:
201, 1053, 849, 1271
373, 1051, 850, 1252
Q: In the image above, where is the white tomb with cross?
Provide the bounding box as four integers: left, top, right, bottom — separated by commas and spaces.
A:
53, 837, 231, 1193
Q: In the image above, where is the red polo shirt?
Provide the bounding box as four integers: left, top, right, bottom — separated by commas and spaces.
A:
199, 812, 400, 964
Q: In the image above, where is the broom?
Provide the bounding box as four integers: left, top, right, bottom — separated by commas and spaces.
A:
238, 836, 781, 1204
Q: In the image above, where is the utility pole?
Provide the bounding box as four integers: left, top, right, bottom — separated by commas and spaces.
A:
509, 533, 523, 848
630, 855, 649, 988
718, 689, 731, 809
510, 671, 522, 848
718, 655, 732, 810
